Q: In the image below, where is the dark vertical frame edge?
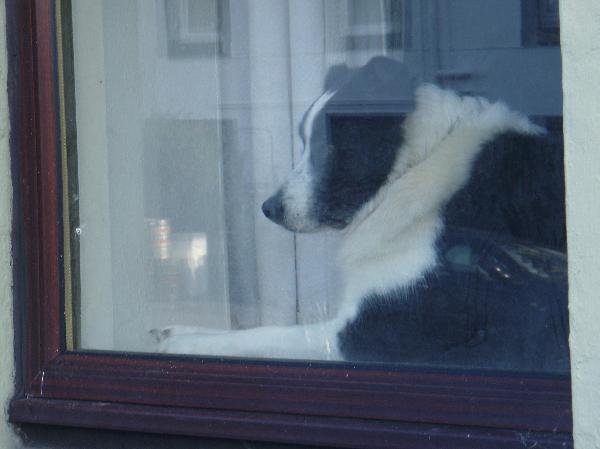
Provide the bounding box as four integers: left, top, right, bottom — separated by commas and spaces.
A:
6, 0, 27, 400
7, 0, 62, 397
7, 0, 40, 398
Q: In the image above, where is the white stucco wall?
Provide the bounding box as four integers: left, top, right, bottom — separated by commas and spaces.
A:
561, 1, 600, 448
0, 0, 598, 448
0, 1, 17, 447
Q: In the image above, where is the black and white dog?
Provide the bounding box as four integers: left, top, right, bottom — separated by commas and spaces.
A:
158, 57, 568, 371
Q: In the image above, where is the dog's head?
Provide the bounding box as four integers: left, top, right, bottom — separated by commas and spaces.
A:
262, 57, 415, 232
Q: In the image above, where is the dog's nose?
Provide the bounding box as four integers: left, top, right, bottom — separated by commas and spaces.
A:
262, 194, 284, 223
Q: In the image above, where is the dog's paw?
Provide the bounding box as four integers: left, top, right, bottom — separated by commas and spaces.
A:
156, 331, 233, 355
151, 325, 231, 353
150, 325, 227, 341
156, 333, 192, 354
149, 327, 173, 343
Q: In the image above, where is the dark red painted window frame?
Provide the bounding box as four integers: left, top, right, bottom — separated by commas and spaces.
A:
7, 1, 573, 448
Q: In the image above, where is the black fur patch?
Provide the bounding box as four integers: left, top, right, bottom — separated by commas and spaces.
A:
445, 130, 566, 251
306, 57, 415, 228
312, 114, 403, 227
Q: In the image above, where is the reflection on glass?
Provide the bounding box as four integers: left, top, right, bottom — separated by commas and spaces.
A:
66, 0, 567, 375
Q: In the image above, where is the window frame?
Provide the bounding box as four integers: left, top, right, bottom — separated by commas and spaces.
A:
7, 1, 572, 448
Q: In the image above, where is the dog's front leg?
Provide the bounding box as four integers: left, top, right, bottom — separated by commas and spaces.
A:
156, 322, 342, 361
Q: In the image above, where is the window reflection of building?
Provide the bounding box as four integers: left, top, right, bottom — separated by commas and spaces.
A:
522, 0, 560, 46
164, 0, 230, 57
345, 0, 407, 51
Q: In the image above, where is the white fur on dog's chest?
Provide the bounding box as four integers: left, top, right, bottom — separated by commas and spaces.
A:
337, 213, 442, 323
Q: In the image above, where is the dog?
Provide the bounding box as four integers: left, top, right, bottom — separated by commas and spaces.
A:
156, 57, 569, 372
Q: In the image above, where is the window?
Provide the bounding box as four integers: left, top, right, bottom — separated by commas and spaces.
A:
345, 0, 407, 51
9, 1, 572, 447
522, 0, 560, 46
165, 0, 231, 57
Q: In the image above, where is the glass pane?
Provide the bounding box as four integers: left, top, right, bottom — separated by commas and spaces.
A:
62, 0, 568, 375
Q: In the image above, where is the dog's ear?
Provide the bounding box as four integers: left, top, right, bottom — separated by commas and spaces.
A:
333, 56, 415, 108
324, 64, 353, 92
365, 56, 398, 83
363, 56, 415, 87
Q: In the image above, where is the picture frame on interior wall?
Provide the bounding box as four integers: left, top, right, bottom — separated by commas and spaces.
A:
164, 0, 231, 58
6, 0, 573, 448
